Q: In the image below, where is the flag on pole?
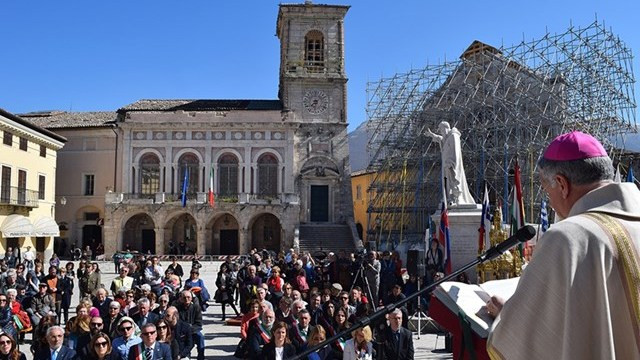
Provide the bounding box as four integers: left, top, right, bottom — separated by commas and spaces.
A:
627, 167, 635, 183
208, 166, 215, 207
510, 160, 526, 258
439, 200, 452, 274
478, 184, 492, 252
181, 168, 189, 208
540, 199, 549, 233
614, 164, 621, 183
533, 198, 550, 247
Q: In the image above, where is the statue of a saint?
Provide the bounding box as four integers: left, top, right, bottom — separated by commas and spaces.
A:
425, 121, 475, 206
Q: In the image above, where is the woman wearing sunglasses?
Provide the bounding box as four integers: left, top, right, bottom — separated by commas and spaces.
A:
155, 319, 179, 360
80, 332, 111, 360
0, 332, 26, 360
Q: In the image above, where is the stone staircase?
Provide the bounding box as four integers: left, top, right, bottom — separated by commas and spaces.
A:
298, 224, 356, 255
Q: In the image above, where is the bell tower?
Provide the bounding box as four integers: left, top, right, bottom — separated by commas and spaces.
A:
276, 2, 354, 227
276, 2, 349, 123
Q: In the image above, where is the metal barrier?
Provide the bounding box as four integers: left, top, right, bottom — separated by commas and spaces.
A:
102, 254, 245, 262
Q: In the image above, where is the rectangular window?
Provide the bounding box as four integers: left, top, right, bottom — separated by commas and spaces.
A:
1, 166, 10, 203
38, 175, 46, 200
356, 185, 362, 200
84, 174, 95, 196
17, 170, 26, 205
3, 131, 12, 146
19, 137, 27, 151
39, 145, 46, 157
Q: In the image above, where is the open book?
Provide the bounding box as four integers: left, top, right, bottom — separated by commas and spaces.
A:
432, 277, 520, 338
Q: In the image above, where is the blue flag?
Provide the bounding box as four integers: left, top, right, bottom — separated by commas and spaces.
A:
181, 168, 189, 208
627, 167, 635, 183
540, 199, 549, 233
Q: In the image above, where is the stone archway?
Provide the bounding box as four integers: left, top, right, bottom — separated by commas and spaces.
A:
122, 213, 156, 254
249, 213, 282, 252
207, 213, 240, 255
165, 213, 197, 255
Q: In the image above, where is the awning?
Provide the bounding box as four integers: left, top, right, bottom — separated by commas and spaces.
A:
33, 217, 60, 237
0, 215, 35, 238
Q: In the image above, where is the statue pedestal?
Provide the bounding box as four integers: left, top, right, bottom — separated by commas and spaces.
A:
432, 204, 482, 282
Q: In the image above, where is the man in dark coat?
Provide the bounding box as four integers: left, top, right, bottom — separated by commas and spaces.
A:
378, 308, 414, 360
175, 290, 204, 360
92, 288, 112, 318
131, 297, 159, 328
165, 306, 194, 359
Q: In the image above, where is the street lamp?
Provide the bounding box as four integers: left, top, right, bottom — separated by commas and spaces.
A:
59, 196, 67, 206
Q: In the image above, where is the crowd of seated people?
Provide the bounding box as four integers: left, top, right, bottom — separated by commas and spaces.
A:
226, 248, 416, 360
0, 250, 211, 360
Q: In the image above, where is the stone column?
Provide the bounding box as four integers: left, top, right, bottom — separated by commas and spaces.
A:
164, 145, 171, 193
155, 227, 165, 255
239, 228, 250, 254
103, 221, 118, 255
252, 164, 257, 195
244, 147, 251, 195
278, 164, 284, 195
172, 163, 178, 194
197, 228, 206, 256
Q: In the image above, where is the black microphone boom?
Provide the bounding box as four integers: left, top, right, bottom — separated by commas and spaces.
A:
479, 225, 536, 262
286, 224, 537, 360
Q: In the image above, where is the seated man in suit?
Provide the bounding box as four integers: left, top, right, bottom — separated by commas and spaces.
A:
132, 297, 159, 328
164, 306, 193, 359
128, 323, 172, 360
35, 325, 77, 360
379, 308, 414, 360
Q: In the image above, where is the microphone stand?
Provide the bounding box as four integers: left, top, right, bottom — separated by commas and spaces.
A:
287, 226, 534, 360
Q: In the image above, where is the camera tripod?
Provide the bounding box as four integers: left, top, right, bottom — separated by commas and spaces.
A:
350, 260, 377, 309
407, 277, 430, 338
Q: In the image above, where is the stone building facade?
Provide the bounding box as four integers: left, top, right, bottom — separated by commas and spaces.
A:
25, 2, 355, 257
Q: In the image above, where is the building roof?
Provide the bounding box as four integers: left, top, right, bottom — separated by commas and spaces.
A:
350, 169, 375, 177
118, 99, 283, 112
460, 40, 502, 59
0, 108, 67, 143
18, 111, 116, 129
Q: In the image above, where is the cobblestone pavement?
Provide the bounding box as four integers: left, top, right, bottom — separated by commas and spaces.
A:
23, 260, 452, 359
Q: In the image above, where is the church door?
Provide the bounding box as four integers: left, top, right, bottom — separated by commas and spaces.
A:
220, 230, 239, 255
310, 185, 329, 222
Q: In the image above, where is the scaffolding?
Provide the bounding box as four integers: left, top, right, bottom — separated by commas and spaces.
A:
366, 20, 637, 248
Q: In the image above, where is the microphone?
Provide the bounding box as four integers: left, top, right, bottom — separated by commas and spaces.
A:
479, 225, 536, 262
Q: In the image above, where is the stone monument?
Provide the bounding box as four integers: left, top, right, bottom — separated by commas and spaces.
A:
425, 121, 476, 206
428, 121, 482, 280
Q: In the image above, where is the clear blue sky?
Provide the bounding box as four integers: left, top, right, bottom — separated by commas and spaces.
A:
2, 0, 638, 132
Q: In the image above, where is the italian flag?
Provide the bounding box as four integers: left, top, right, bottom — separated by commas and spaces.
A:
209, 166, 215, 207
